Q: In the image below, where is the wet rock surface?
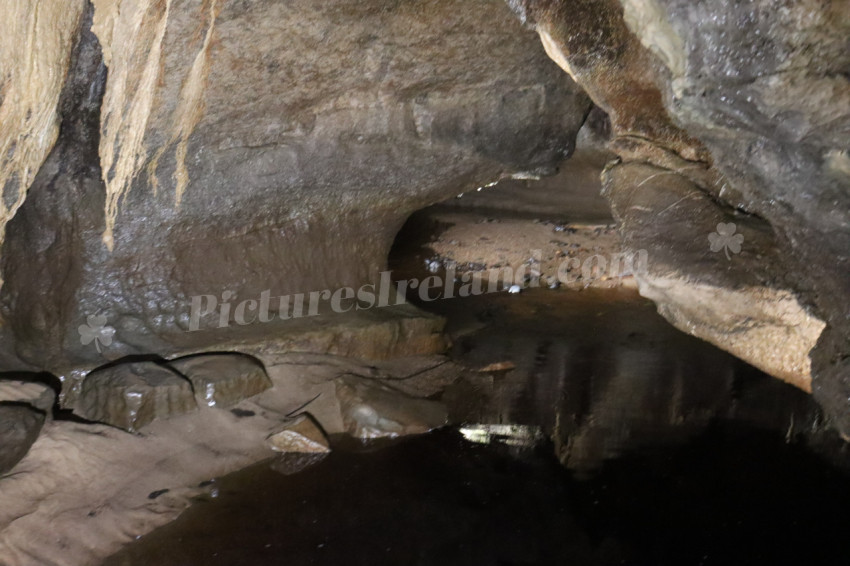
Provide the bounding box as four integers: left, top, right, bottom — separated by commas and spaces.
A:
0, 0, 590, 374
0, 350, 464, 565
603, 162, 826, 391
75, 362, 198, 432
168, 353, 271, 408
0, 404, 45, 476
0, 0, 842, 435
514, 0, 850, 431
256, 353, 461, 438
266, 414, 330, 454
267, 414, 331, 476
0, 379, 56, 416
643, 0, 850, 434
336, 375, 449, 439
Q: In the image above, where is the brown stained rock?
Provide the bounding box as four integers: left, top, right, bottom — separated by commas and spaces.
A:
513, 0, 850, 434
511, 0, 707, 162
603, 162, 825, 392
0, 404, 45, 475
167, 354, 272, 408
75, 362, 197, 432
0, 0, 590, 373
266, 414, 330, 454
336, 375, 448, 439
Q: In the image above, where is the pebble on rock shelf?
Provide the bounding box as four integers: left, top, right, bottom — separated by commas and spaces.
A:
508, 284, 522, 294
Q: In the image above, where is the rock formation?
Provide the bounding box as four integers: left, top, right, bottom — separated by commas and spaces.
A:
75, 361, 198, 431
0, 404, 44, 476
0, 0, 847, 437
0, 0, 590, 380
168, 353, 272, 408
510, 0, 849, 432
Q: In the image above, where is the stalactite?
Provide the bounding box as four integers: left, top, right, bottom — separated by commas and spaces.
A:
93, 0, 173, 251
0, 0, 85, 282
148, 0, 219, 206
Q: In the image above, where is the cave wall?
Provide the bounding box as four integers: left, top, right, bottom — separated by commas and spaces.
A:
0, 0, 591, 373
0, 0, 846, 435
0, 0, 86, 272
512, 0, 848, 431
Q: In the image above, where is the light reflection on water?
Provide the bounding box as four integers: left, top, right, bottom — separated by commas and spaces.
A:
433, 287, 824, 474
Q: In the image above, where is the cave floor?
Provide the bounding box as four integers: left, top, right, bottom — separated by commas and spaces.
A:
102, 288, 850, 566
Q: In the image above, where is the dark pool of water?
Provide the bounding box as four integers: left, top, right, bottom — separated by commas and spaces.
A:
104, 424, 850, 566
104, 285, 850, 566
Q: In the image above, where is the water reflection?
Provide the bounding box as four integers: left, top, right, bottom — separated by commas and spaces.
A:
433, 288, 823, 474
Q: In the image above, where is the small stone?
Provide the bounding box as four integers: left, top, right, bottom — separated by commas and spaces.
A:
75, 362, 197, 432
167, 353, 272, 408
507, 284, 522, 294
336, 376, 448, 439
0, 403, 45, 474
477, 361, 516, 372
266, 414, 330, 454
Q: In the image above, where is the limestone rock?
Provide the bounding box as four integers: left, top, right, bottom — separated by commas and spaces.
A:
516, 0, 850, 433
0, 0, 590, 373
510, 0, 707, 161
336, 376, 448, 439
603, 162, 826, 392
629, 0, 850, 433
0, 380, 56, 414
266, 414, 330, 454
0, 404, 45, 475
0, 0, 86, 262
167, 354, 271, 408
75, 362, 198, 432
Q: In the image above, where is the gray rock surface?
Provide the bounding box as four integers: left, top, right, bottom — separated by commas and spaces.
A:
336, 375, 449, 439
75, 362, 198, 432
633, 0, 850, 432
0, 380, 56, 415
168, 354, 271, 408
603, 162, 826, 391
513, 0, 849, 433
0, 0, 590, 376
0, 404, 45, 475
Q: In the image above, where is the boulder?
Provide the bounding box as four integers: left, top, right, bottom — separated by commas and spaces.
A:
266, 414, 330, 454
75, 362, 198, 432
0, 380, 56, 415
0, 404, 45, 475
603, 162, 826, 392
270, 453, 330, 477
336, 376, 448, 439
167, 354, 271, 408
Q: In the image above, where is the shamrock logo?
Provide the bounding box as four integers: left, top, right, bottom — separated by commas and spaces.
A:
708, 222, 744, 260
78, 314, 116, 353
